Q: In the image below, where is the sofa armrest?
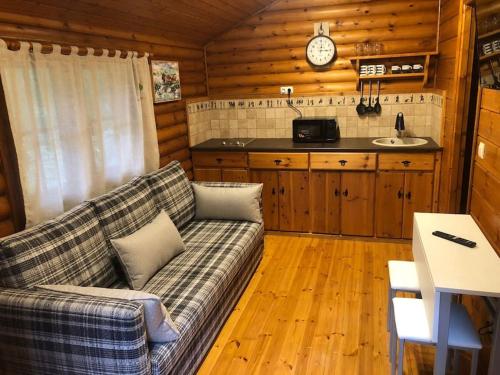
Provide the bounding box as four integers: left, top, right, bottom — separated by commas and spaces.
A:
0, 288, 150, 375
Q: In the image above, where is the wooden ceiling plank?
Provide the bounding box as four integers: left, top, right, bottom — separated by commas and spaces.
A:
0, 0, 204, 43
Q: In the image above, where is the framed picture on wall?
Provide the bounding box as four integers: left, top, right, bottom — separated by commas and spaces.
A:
151, 60, 181, 103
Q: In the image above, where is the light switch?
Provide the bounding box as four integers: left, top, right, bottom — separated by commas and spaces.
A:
478, 142, 485, 159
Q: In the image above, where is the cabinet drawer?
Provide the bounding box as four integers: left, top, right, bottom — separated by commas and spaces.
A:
310, 153, 376, 170
378, 153, 434, 171
192, 152, 247, 168
249, 153, 309, 169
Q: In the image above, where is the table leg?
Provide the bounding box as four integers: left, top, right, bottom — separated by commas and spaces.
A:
488, 298, 500, 375
434, 292, 452, 375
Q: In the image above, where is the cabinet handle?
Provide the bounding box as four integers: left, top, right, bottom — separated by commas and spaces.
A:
280, 187, 285, 194
397, 190, 403, 199
339, 159, 348, 167
274, 159, 282, 165
342, 189, 348, 197
271, 187, 276, 195
216, 158, 223, 163
334, 188, 339, 197
406, 191, 412, 200
401, 160, 411, 167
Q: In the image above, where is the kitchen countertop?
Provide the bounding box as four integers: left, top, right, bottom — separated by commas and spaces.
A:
191, 137, 442, 153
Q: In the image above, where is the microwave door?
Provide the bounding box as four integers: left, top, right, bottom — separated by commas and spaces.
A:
296, 125, 322, 142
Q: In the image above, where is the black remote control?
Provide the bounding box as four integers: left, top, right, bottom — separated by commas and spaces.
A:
432, 231, 477, 248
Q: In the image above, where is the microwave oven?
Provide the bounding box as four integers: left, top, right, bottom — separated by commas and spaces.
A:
292, 117, 339, 143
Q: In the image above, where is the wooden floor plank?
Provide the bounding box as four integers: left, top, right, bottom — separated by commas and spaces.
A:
198, 235, 435, 375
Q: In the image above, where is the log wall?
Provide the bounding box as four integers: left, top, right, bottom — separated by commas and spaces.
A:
0, 15, 207, 235
206, 0, 440, 97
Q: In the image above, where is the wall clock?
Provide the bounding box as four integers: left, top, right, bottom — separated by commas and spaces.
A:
306, 24, 337, 68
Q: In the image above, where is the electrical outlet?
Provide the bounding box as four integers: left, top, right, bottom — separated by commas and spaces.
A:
280, 86, 294, 95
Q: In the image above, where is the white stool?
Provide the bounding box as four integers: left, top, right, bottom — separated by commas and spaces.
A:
390, 297, 482, 375
387, 260, 421, 332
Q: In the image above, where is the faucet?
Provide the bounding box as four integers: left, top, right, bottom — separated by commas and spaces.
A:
395, 112, 405, 138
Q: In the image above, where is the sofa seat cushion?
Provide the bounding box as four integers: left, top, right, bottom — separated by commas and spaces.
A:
143, 219, 264, 373
0, 202, 116, 288
145, 160, 195, 229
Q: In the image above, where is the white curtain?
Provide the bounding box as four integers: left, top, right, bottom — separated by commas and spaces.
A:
0, 40, 159, 226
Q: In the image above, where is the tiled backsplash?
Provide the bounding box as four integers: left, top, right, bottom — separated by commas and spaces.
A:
187, 93, 443, 146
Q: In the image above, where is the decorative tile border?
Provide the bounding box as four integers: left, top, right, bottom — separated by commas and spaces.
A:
187, 93, 443, 147
187, 93, 443, 114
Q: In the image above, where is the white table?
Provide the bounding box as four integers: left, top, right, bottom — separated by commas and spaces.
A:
412, 213, 500, 375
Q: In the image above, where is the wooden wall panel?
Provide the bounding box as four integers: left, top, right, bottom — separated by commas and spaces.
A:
462, 88, 500, 374
470, 88, 500, 252
206, 0, 439, 97
434, 0, 475, 213
0, 14, 207, 234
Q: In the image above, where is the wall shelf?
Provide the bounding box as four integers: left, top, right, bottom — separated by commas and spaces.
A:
349, 52, 438, 91
479, 50, 500, 62
478, 28, 500, 41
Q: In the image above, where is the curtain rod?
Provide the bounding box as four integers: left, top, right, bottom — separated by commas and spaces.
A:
2, 38, 153, 58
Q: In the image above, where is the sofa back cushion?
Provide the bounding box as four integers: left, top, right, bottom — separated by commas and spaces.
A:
91, 178, 159, 241
145, 161, 195, 229
0, 202, 117, 289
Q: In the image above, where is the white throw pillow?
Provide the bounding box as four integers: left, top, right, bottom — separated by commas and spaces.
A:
111, 210, 185, 290
193, 183, 263, 223
37, 285, 180, 342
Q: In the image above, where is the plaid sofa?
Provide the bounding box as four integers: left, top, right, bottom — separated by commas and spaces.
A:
0, 161, 264, 375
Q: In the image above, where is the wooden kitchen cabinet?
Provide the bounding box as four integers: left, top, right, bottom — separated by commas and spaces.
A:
250, 169, 309, 232
278, 171, 310, 232
401, 172, 433, 238
194, 168, 221, 182
340, 172, 375, 236
192, 149, 440, 238
375, 171, 434, 239
375, 172, 405, 238
310, 171, 341, 234
221, 169, 249, 182
250, 170, 280, 230
192, 151, 248, 182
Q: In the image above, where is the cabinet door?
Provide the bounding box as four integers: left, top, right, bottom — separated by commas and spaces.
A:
194, 168, 221, 182
375, 172, 405, 238
310, 171, 341, 234
250, 170, 280, 230
402, 172, 434, 239
340, 172, 375, 236
222, 169, 249, 183
278, 171, 310, 232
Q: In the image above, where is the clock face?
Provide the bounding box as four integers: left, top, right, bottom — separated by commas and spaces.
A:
306, 35, 337, 67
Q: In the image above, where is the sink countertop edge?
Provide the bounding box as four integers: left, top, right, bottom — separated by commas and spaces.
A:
190, 137, 443, 153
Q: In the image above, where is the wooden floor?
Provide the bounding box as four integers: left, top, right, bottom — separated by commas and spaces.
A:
198, 234, 436, 375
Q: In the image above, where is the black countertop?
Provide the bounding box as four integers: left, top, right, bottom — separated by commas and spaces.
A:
191, 137, 442, 153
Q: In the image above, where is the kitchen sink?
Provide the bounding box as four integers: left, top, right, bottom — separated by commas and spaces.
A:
372, 137, 428, 147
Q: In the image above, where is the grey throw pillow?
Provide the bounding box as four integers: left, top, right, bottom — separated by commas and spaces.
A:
37, 285, 180, 342
192, 183, 263, 223
111, 210, 185, 290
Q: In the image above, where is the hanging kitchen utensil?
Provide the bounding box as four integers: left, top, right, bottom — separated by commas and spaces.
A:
374, 80, 382, 114
366, 80, 374, 113
356, 81, 366, 115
